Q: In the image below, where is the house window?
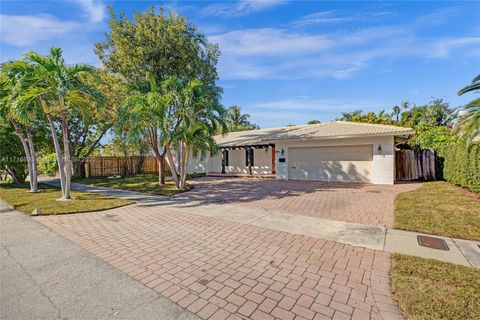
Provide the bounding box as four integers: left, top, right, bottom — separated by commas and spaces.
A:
225, 150, 229, 166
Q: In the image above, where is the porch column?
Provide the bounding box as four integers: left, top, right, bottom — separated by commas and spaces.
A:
247, 148, 253, 175
221, 149, 226, 174
271, 145, 276, 174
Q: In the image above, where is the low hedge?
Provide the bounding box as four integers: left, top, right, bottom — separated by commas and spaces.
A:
443, 141, 480, 194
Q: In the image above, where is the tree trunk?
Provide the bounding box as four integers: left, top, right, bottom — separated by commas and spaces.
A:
46, 113, 66, 196
5, 167, 20, 183
157, 155, 166, 186
177, 141, 183, 189
11, 121, 34, 191
123, 150, 129, 176
72, 125, 111, 177
73, 161, 86, 178
180, 144, 189, 190
165, 145, 180, 189
26, 127, 38, 192
178, 141, 188, 190
60, 110, 72, 200
138, 155, 145, 174
148, 128, 166, 186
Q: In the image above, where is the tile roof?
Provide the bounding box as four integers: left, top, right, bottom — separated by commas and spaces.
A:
214, 126, 295, 147
214, 121, 414, 147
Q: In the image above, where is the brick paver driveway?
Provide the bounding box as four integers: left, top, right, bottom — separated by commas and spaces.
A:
178, 177, 419, 228
38, 204, 403, 320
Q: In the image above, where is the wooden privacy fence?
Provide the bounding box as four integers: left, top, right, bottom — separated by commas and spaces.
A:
84, 156, 166, 178
395, 149, 440, 181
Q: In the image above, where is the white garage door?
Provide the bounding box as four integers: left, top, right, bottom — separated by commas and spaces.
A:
289, 145, 373, 182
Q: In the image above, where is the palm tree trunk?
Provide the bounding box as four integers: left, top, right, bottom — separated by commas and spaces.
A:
60, 110, 72, 200
46, 113, 66, 197
165, 145, 180, 189
26, 127, 38, 192
180, 143, 189, 189
148, 127, 166, 186
177, 141, 183, 189
11, 121, 34, 191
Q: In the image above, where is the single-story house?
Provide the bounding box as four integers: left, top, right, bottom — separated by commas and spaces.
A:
188, 121, 414, 185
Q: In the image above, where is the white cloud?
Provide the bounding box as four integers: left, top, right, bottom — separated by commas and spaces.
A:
0, 14, 80, 46
210, 28, 333, 56
210, 20, 480, 80
202, 0, 285, 17
292, 10, 395, 27
251, 97, 384, 112
431, 37, 480, 58
237, 0, 285, 12
293, 10, 354, 26
1, 1, 105, 48
247, 97, 388, 126
72, 0, 106, 23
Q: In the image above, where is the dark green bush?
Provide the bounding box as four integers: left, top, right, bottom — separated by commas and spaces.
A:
443, 141, 480, 194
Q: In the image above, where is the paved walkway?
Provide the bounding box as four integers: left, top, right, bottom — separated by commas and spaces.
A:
178, 177, 420, 228
43, 179, 480, 268
36, 203, 402, 320
0, 202, 199, 320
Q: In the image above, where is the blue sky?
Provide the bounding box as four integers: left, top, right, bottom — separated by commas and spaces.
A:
1, 0, 479, 128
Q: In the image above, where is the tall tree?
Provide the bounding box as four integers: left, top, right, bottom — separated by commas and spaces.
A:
1, 63, 40, 191
95, 6, 220, 89
226, 105, 258, 132
338, 109, 393, 124
0, 115, 27, 183
118, 74, 170, 185
15, 48, 101, 200
456, 75, 480, 142
68, 69, 124, 177
392, 105, 401, 122
160, 76, 225, 189
96, 6, 222, 184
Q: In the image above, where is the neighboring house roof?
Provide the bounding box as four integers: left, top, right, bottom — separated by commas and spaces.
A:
214, 121, 414, 147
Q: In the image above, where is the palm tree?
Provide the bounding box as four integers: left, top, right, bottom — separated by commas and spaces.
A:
119, 73, 170, 185
226, 105, 257, 132
458, 75, 480, 95
15, 48, 100, 199
392, 105, 401, 122
456, 74, 480, 142
162, 76, 225, 190
0, 62, 39, 192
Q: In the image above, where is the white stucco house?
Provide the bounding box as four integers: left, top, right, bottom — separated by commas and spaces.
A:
188, 121, 414, 185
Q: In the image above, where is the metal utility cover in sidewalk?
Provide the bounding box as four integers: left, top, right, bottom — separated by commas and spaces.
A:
417, 235, 450, 251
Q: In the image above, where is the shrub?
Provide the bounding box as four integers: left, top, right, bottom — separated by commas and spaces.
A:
443, 141, 480, 194
412, 124, 456, 155
38, 153, 58, 177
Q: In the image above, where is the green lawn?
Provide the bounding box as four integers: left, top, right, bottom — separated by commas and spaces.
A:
392, 254, 480, 320
0, 183, 132, 215
395, 181, 480, 241
74, 173, 204, 196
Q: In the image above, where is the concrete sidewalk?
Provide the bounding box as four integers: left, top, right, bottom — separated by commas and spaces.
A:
0, 202, 200, 320
42, 179, 480, 268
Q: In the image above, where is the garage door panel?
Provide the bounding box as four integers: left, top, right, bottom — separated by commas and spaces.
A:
289, 145, 373, 182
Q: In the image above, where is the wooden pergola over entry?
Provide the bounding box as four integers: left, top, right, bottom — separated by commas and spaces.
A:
220, 144, 275, 175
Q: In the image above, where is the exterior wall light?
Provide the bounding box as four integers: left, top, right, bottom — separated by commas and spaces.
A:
377, 144, 382, 153
281, 149, 285, 156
